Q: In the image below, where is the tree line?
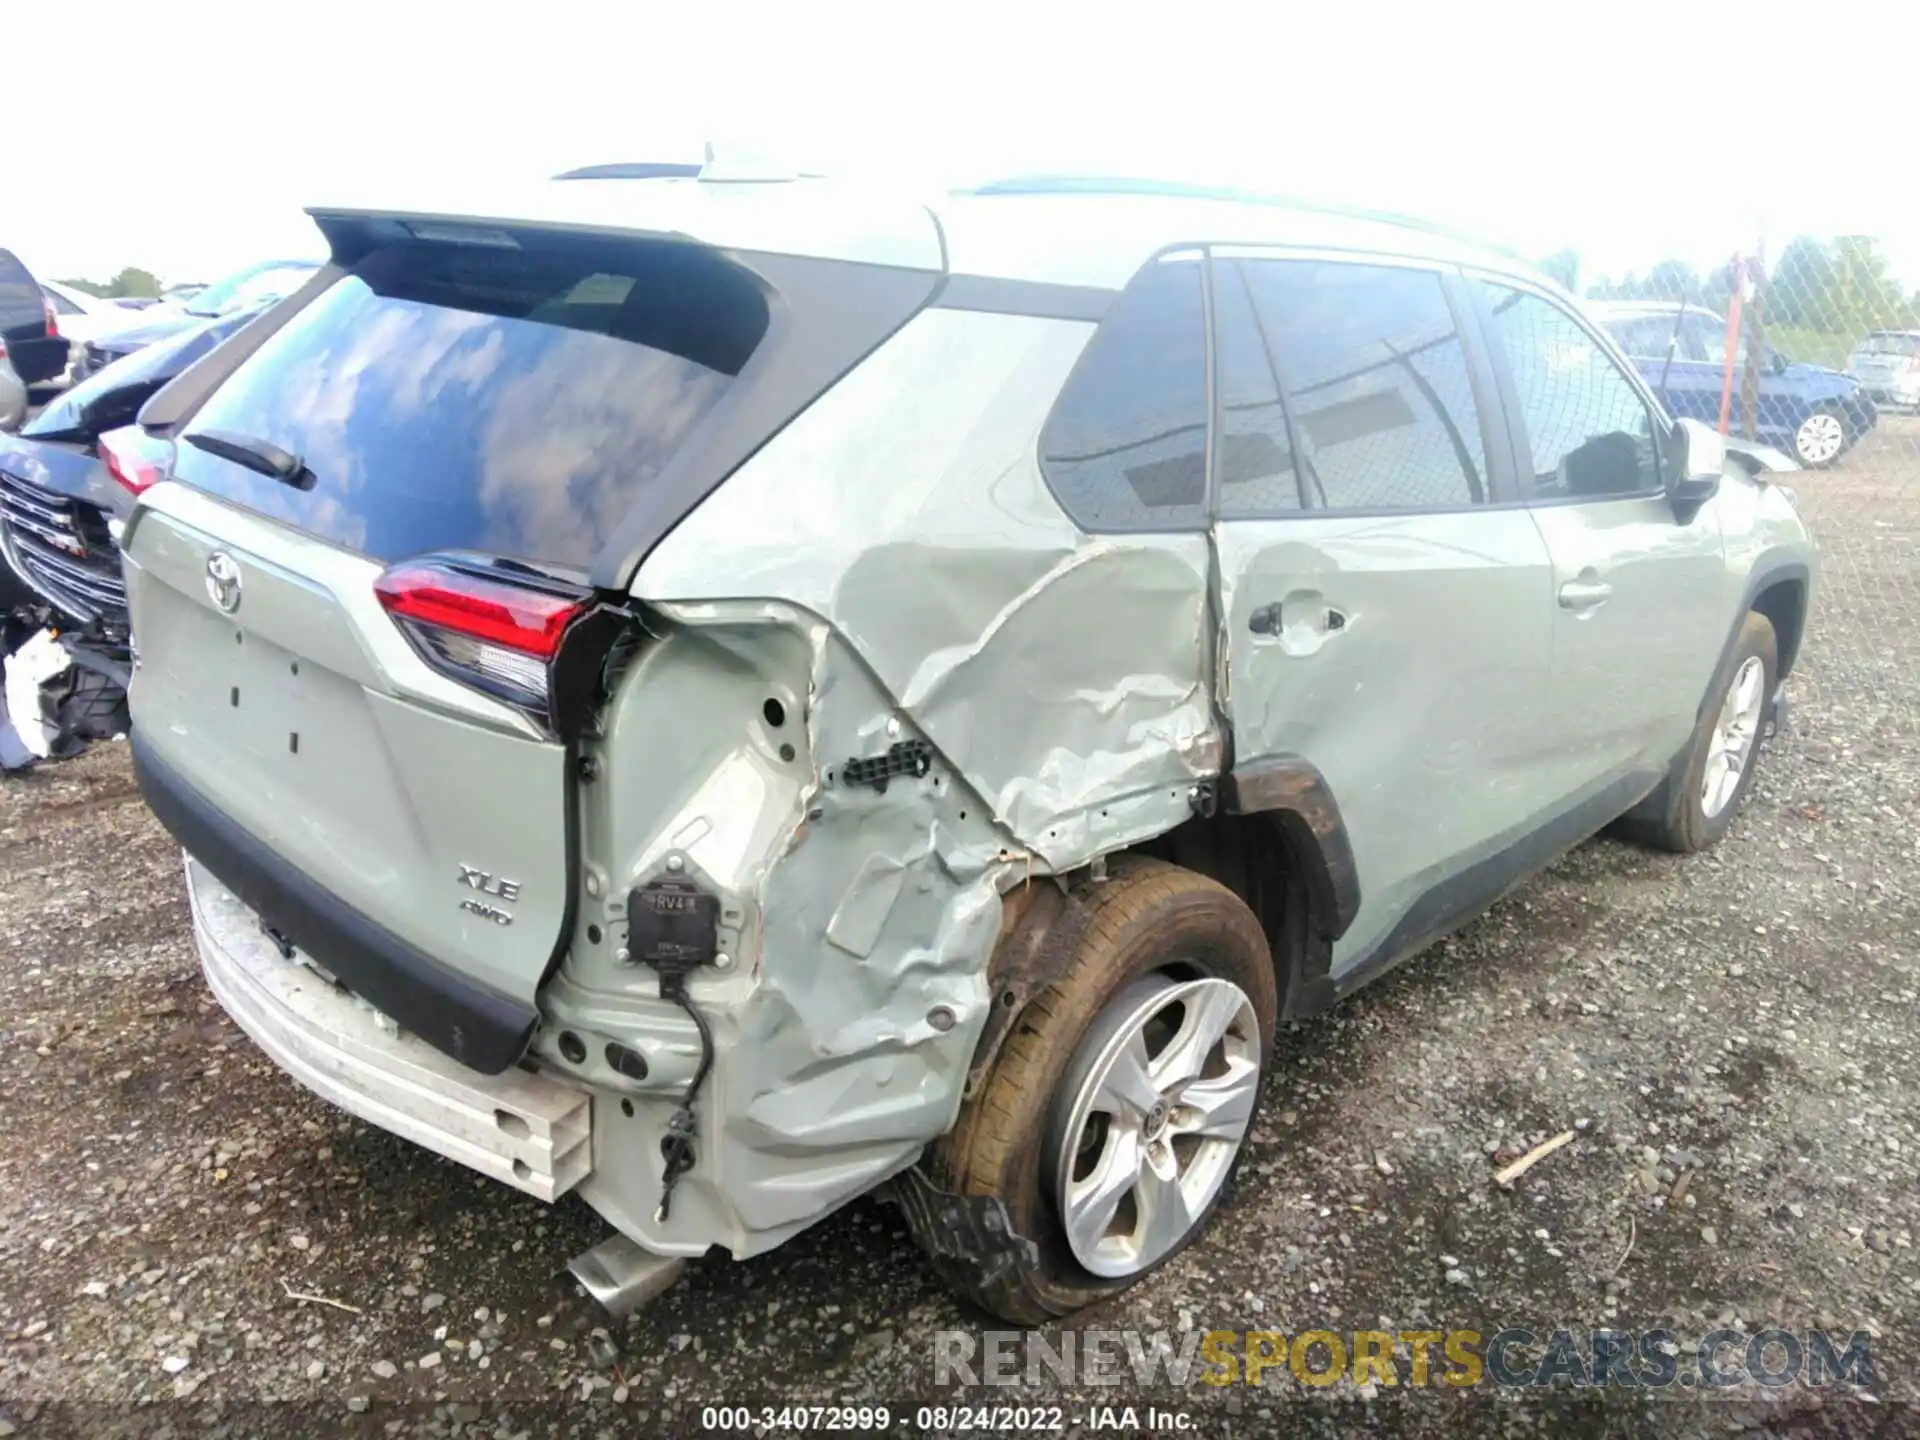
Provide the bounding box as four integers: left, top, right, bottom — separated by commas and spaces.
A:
55, 267, 169, 300
1539, 236, 1918, 335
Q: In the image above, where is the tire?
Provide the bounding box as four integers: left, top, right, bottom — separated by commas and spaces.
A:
916, 856, 1276, 1323
1616, 611, 1777, 854
1791, 406, 1849, 468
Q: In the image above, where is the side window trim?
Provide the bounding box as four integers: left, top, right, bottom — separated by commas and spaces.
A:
1438, 268, 1523, 507
1207, 249, 1519, 519
1200, 247, 1223, 520
1464, 271, 1674, 506
1205, 248, 1311, 517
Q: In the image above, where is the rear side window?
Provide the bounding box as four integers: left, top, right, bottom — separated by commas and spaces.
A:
169, 238, 768, 568
1216, 259, 1489, 514
1479, 282, 1664, 501
1040, 255, 1209, 530
1860, 333, 1920, 357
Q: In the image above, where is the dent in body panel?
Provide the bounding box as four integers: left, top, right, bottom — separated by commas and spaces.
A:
1712, 472, 1820, 613
546, 607, 1011, 1258
634, 306, 1220, 870
554, 307, 1229, 1257
1215, 510, 1558, 972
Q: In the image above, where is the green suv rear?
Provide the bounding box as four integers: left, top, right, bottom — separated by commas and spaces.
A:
122, 171, 1817, 1322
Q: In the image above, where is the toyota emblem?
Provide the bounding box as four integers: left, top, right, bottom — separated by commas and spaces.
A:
205, 551, 243, 614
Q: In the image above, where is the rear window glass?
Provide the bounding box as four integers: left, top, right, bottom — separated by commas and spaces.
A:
1859, 333, 1920, 357
169, 239, 767, 568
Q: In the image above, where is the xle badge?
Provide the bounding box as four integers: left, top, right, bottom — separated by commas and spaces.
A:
458, 865, 521, 926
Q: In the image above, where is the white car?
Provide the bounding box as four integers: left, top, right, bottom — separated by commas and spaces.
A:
39, 280, 144, 383
1847, 330, 1920, 409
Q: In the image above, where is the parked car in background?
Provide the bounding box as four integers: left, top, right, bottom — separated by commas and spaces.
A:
0, 305, 262, 713
116, 171, 1817, 1324
40, 280, 144, 383
1589, 301, 1876, 468
0, 248, 66, 388
1847, 330, 1920, 410
74, 260, 317, 380
0, 354, 25, 434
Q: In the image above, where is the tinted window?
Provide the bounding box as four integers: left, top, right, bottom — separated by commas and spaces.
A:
1041, 256, 1208, 530
1480, 283, 1663, 501
44, 287, 82, 317
170, 239, 768, 568
1681, 313, 1734, 365
1860, 333, 1920, 357
1217, 259, 1488, 514
1212, 259, 1301, 514
1605, 316, 1683, 361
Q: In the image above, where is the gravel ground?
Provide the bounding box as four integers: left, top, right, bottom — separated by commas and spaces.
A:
1, 420, 1915, 1438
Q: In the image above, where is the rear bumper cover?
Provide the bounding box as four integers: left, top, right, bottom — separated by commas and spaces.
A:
132, 728, 539, 1072
187, 858, 590, 1200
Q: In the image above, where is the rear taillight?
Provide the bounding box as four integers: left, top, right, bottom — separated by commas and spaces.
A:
100, 426, 166, 495
43, 297, 58, 338
375, 558, 589, 713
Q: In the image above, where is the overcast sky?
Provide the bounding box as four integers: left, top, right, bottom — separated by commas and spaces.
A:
13, 0, 1919, 292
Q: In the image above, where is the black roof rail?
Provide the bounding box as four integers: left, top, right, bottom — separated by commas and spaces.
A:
956, 174, 1520, 260
554, 162, 705, 181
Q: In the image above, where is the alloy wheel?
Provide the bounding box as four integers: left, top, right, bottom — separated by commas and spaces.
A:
1701, 655, 1766, 818
1048, 974, 1261, 1279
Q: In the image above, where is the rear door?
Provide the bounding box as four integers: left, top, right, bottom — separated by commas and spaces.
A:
123, 231, 777, 1066
1209, 252, 1563, 975
1471, 278, 1728, 780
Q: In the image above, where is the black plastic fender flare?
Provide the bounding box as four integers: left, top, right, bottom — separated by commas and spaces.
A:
1220, 754, 1361, 942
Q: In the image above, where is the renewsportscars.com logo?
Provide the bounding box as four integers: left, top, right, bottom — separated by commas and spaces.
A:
935, 1327, 1879, 1391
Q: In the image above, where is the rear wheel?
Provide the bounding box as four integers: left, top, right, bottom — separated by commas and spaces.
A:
915, 858, 1276, 1323
1617, 611, 1777, 854
1792, 406, 1848, 467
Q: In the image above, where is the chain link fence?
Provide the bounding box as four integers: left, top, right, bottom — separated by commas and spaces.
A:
1556, 237, 1919, 712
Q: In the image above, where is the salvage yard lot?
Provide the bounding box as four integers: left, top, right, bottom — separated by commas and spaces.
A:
1, 421, 1916, 1436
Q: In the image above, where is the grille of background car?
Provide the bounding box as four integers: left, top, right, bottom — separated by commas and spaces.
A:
0, 466, 128, 624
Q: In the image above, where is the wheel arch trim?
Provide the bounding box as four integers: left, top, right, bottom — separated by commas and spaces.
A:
1733, 557, 1812, 688
1219, 754, 1361, 942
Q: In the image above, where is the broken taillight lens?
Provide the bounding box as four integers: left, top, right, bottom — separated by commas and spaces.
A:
374, 558, 589, 713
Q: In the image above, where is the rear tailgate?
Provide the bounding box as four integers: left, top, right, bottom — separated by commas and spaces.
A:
123, 190, 945, 1074
126, 485, 572, 1072
121, 220, 802, 1073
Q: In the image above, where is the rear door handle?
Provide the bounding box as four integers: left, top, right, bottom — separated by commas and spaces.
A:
1558, 579, 1614, 610
1248, 601, 1347, 639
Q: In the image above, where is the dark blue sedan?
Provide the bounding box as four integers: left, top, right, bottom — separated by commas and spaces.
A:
1591, 301, 1876, 467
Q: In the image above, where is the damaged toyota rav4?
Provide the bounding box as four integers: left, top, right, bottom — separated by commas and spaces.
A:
121, 170, 1816, 1323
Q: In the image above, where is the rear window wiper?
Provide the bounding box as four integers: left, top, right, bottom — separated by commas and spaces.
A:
184, 429, 315, 490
